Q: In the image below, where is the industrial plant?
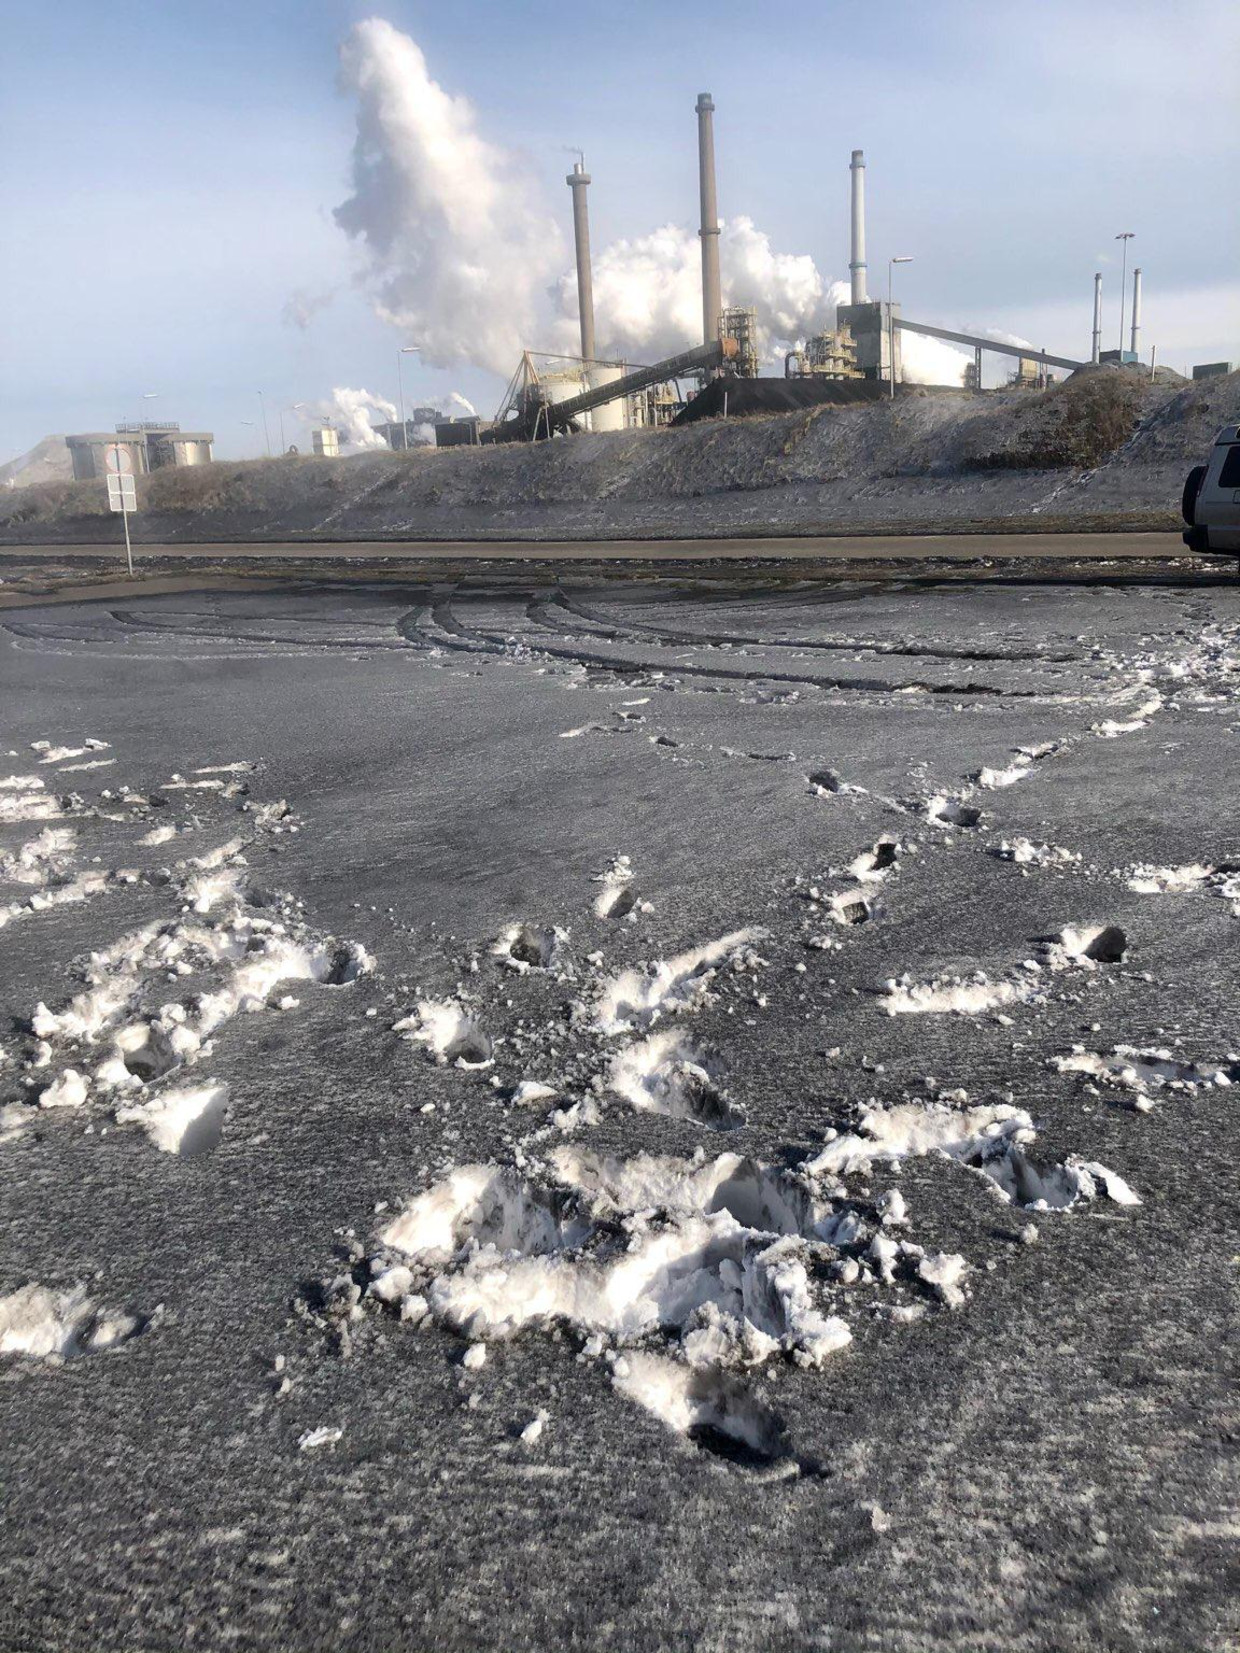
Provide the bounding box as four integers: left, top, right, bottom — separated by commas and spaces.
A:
64, 422, 214, 481
459, 94, 1166, 449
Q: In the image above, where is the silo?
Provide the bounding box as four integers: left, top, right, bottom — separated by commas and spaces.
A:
586, 364, 626, 431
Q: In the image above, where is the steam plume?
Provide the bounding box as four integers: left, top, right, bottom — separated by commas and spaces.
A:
321, 387, 397, 449
334, 19, 563, 373
334, 21, 972, 387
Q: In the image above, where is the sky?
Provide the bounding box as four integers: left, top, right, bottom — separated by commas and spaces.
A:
1, 0, 1237, 463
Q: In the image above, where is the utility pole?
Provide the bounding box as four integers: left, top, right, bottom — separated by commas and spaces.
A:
257, 390, 272, 457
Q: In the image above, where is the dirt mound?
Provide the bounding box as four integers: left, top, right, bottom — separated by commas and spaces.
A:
3, 372, 1227, 546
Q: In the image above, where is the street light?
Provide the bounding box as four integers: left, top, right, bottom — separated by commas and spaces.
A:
278, 401, 306, 455
1115, 233, 1135, 358
397, 346, 420, 450
257, 390, 272, 457
888, 257, 913, 400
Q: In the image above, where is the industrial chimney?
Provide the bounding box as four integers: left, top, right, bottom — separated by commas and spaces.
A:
566, 160, 596, 364
1091, 273, 1103, 364
1130, 268, 1142, 360
849, 150, 868, 305
695, 93, 722, 347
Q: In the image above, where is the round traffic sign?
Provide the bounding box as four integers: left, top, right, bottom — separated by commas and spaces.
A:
105, 445, 133, 475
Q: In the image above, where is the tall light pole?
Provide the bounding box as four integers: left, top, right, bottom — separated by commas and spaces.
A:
397, 346, 420, 450
1115, 233, 1135, 357
888, 257, 913, 399
278, 401, 306, 455
257, 391, 272, 457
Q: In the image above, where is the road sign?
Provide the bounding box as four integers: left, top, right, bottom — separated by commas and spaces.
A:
106, 469, 136, 577
107, 474, 136, 512
105, 445, 133, 475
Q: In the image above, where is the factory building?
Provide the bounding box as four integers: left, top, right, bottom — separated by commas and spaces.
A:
498, 92, 1140, 441
65, 422, 213, 482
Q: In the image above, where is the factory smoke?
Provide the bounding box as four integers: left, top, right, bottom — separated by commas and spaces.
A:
334, 19, 563, 373
322, 387, 398, 449
334, 20, 972, 387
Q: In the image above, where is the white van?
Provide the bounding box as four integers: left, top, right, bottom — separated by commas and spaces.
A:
1183, 424, 1240, 554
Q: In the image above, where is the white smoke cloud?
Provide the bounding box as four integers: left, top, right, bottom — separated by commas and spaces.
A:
900, 332, 970, 386
446, 391, 477, 417
320, 387, 397, 450
550, 218, 846, 366
333, 19, 564, 374
331, 20, 973, 391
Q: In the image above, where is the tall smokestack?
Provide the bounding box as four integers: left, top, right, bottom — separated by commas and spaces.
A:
1130, 267, 1142, 360
1091, 272, 1103, 364
566, 160, 595, 363
695, 93, 722, 346
849, 150, 868, 305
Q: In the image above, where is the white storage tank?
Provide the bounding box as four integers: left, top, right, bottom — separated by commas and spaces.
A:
586, 364, 626, 432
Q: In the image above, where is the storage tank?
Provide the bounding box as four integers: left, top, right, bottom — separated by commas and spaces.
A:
586, 364, 626, 432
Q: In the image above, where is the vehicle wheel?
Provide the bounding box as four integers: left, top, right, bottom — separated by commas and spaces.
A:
1181, 464, 1206, 524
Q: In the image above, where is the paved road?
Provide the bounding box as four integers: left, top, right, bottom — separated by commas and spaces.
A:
3, 530, 1188, 563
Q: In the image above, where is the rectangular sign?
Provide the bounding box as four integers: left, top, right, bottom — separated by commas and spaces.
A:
107, 474, 136, 512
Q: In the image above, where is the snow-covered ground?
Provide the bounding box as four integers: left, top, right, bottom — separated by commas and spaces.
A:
1, 572, 1238, 1652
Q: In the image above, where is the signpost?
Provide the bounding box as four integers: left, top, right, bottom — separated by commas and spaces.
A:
106, 444, 136, 576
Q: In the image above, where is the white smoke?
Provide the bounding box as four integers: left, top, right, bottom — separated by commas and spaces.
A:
333, 19, 563, 373
321, 387, 397, 450
900, 332, 970, 387
446, 392, 477, 417
331, 20, 973, 391
549, 218, 846, 366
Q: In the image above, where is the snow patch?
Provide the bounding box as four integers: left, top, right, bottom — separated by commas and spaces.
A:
804, 1100, 1139, 1212
0, 1282, 147, 1361
115, 1080, 229, 1156
491, 922, 562, 973
1055, 1044, 1238, 1103
925, 795, 982, 829
394, 999, 493, 1067
848, 840, 900, 881
884, 972, 1038, 1016
609, 1027, 743, 1130
994, 838, 1082, 867
594, 928, 766, 1035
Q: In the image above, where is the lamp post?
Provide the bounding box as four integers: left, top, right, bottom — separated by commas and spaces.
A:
1115, 233, 1135, 357
278, 402, 306, 455
257, 391, 272, 457
397, 346, 421, 450
888, 256, 913, 400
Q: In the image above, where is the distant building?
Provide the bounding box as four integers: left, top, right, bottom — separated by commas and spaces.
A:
1192, 362, 1233, 380
65, 422, 213, 482
311, 427, 340, 458
373, 409, 444, 450
434, 416, 484, 447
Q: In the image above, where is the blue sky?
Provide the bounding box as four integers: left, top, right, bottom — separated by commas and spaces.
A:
2, 0, 1237, 461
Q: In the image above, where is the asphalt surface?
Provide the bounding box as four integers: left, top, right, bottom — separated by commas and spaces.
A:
1, 573, 1238, 1653
9, 530, 1186, 562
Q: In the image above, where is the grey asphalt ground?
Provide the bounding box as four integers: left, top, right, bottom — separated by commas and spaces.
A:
6, 530, 1187, 562
1, 572, 1237, 1653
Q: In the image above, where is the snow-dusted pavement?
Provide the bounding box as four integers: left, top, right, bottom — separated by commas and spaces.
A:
1, 573, 1238, 1652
